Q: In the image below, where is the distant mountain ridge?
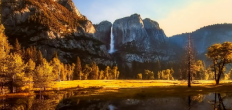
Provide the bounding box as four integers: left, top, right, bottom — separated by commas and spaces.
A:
169, 23, 232, 56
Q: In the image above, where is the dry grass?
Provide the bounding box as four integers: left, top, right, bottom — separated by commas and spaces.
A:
0, 93, 34, 98
48, 80, 232, 90
2, 80, 232, 98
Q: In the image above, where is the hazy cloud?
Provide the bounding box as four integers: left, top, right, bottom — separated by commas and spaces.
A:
159, 0, 232, 36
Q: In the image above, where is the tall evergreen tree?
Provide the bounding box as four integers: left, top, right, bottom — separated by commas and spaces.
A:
5, 54, 26, 93
73, 57, 82, 80
34, 58, 53, 91
89, 62, 99, 80
12, 39, 22, 55
37, 50, 43, 66
50, 52, 61, 81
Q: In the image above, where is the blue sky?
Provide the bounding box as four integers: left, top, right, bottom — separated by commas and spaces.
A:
74, 0, 232, 36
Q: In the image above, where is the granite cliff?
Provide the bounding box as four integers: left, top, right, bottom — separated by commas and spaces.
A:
94, 21, 112, 50
112, 14, 169, 65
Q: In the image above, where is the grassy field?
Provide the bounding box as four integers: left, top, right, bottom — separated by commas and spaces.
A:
50, 80, 232, 99
1, 80, 232, 98
50, 80, 232, 90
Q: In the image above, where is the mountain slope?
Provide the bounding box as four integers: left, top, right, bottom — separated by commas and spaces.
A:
1, 0, 112, 65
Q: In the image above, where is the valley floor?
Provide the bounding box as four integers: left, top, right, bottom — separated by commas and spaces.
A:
1, 80, 232, 98
51, 80, 232, 90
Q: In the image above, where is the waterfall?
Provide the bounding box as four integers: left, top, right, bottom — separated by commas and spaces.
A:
109, 26, 115, 53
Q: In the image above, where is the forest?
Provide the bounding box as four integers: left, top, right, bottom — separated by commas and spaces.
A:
0, 24, 120, 94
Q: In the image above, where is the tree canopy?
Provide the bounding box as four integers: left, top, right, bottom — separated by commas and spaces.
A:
206, 42, 232, 84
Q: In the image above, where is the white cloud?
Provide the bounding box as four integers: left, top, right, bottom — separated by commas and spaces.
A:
158, 0, 232, 36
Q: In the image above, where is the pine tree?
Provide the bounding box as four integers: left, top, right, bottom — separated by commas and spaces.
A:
73, 57, 82, 80
52, 51, 58, 59
25, 59, 35, 90
37, 50, 43, 66
116, 71, 120, 79
50, 52, 61, 81
82, 64, 92, 80
12, 39, 22, 56
5, 54, 26, 93
0, 24, 11, 94
99, 70, 104, 80
34, 58, 53, 91
112, 66, 118, 79
104, 66, 110, 80
89, 62, 99, 79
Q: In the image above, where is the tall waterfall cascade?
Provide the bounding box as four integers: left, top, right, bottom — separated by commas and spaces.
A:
108, 26, 115, 53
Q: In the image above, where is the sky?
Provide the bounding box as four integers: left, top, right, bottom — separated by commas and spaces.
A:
74, 0, 232, 37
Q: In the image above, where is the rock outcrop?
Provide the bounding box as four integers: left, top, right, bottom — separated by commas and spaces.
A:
1, 0, 112, 65
112, 14, 169, 64
94, 21, 112, 50
54, 0, 82, 17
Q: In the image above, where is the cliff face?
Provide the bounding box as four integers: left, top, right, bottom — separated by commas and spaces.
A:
94, 21, 112, 50
112, 14, 169, 64
1, 0, 112, 65
113, 14, 148, 51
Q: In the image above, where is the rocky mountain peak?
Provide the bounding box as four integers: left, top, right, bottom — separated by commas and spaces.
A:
112, 14, 169, 68
143, 18, 160, 29
113, 13, 147, 50
54, 0, 82, 17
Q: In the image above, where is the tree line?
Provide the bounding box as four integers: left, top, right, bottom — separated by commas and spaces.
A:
0, 24, 119, 94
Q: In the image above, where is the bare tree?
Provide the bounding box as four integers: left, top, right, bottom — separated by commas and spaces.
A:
186, 34, 196, 87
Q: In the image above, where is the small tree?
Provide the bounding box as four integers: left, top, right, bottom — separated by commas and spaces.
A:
50, 53, 61, 81
25, 59, 36, 90
12, 39, 22, 56
36, 51, 43, 66
73, 57, 82, 80
144, 70, 154, 80
112, 66, 118, 79
82, 64, 92, 80
89, 62, 99, 80
99, 70, 104, 80
137, 73, 142, 79
104, 66, 110, 79
230, 70, 232, 80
